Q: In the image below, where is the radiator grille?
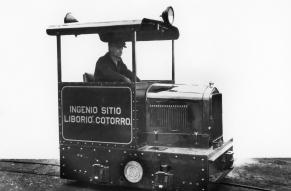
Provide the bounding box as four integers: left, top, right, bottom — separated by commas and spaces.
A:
211, 94, 223, 139
149, 104, 188, 131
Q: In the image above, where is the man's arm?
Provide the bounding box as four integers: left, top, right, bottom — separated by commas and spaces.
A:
119, 62, 141, 82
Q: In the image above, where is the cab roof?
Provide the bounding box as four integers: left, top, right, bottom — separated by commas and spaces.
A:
46, 18, 179, 41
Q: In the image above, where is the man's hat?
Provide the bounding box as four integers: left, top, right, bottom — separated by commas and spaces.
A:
108, 38, 127, 48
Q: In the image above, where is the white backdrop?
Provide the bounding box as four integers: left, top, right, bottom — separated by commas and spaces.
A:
0, 0, 290, 158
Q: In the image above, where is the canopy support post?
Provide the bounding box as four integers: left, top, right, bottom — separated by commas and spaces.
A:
172, 40, 175, 83
57, 35, 62, 83
132, 31, 137, 83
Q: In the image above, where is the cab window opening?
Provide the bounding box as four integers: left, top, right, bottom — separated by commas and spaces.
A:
60, 35, 172, 83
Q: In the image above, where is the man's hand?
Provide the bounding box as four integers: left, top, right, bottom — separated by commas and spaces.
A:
123, 76, 132, 83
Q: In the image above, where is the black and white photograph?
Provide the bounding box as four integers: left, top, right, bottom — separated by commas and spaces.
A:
0, 0, 290, 190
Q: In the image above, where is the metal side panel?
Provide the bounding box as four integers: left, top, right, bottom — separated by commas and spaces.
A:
60, 145, 211, 191
58, 83, 140, 149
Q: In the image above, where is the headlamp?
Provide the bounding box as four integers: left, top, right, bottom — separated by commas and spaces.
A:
124, 161, 143, 183
161, 6, 175, 25
64, 12, 78, 23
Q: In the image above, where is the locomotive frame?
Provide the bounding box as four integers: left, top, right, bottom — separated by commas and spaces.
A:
47, 7, 234, 191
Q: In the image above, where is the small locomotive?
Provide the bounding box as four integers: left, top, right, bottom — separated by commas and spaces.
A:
47, 7, 233, 191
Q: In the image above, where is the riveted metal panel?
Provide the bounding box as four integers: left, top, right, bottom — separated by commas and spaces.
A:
58, 82, 138, 149
61, 86, 132, 144
60, 145, 213, 191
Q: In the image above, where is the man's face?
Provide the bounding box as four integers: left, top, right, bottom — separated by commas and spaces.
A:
109, 45, 123, 58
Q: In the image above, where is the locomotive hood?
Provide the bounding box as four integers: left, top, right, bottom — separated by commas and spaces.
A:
146, 83, 219, 100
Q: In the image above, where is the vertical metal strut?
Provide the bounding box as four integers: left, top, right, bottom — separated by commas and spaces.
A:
172, 40, 175, 83
57, 35, 62, 83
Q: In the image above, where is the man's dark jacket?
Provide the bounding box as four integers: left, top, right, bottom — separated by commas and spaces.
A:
94, 52, 138, 82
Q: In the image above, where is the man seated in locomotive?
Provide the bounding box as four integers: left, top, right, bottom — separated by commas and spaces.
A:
94, 38, 140, 83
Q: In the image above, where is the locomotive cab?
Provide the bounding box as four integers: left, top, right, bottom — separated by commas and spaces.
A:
47, 7, 233, 191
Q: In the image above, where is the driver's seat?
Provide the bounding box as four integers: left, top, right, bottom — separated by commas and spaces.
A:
83, 73, 95, 82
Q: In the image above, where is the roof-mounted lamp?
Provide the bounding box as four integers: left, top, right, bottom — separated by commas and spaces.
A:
161, 6, 174, 26
64, 12, 79, 23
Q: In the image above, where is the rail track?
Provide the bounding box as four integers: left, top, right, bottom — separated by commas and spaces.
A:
211, 182, 274, 191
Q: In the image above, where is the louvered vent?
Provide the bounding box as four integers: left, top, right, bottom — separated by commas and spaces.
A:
149, 104, 188, 131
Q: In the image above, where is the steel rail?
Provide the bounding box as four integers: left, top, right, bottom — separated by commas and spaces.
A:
0, 169, 59, 177
214, 181, 275, 191
0, 159, 60, 167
